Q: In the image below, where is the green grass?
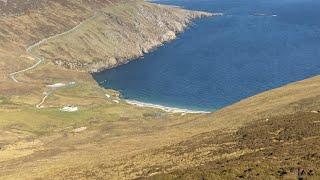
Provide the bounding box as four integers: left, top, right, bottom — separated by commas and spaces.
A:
0, 96, 10, 105
0, 101, 165, 136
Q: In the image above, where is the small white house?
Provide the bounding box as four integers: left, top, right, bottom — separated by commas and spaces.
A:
60, 105, 78, 112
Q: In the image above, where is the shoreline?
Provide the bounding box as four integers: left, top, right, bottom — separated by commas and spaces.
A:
98, 11, 221, 115
90, 12, 216, 74
125, 99, 211, 114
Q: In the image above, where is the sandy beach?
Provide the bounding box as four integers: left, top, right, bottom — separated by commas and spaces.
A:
125, 99, 211, 114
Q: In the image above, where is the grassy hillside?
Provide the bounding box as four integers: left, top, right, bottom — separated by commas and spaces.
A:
0, 0, 319, 179
0, 0, 209, 106
34, 1, 211, 72
0, 0, 209, 78
1, 76, 319, 179
148, 112, 320, 179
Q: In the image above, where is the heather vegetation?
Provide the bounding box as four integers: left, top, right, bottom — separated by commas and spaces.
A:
0, 0, 319, 179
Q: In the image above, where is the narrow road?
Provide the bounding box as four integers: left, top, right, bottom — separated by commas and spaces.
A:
36, 82, 76, 109
8, 12, 99, 108
36, 92, 51, 109
9, 12, 99, 83
9, 57, 43, 82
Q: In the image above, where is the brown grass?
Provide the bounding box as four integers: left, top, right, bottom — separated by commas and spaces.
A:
0, 0, 319, 179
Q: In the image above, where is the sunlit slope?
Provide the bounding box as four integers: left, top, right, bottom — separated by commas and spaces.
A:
0, 0, 208, 108
1, 75, 319, 179
33, 1, 210, 72
0, 0, 319, 179
0, 0, 103, 80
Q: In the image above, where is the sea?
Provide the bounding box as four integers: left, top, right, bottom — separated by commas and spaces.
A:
93, 0, 320, 111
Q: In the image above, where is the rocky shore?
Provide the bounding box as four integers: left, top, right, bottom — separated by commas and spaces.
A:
31, 1, 214, 73
0, 1, 320, 179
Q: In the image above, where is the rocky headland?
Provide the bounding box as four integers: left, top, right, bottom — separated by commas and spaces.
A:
0, 0, 319, 179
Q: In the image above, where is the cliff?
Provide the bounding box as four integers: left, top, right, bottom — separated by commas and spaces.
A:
32, 1, 212, 72
0, 0, 212, 79
0, 0, 319, 179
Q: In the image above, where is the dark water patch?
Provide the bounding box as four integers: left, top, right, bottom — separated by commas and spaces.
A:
93, 0, 320, 111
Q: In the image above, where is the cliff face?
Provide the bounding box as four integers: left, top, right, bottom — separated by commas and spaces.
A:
0, 0, 211, 81
0, 1, 319, 179
32, 1, 212, 72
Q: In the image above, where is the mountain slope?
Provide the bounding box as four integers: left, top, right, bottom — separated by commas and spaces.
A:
0, 0, 319, 179
33, 1, 211, 72
0, 75, 319, 179
0, 0, 210, 80
0, 0, 210, 107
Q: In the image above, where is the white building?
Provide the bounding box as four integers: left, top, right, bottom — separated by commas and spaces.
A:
60, 105, 78, 112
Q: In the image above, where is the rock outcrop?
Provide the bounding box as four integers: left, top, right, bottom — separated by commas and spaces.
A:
29, 1, 213, 72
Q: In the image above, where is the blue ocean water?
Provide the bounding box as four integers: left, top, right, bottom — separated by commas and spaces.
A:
93, 0, 320, 111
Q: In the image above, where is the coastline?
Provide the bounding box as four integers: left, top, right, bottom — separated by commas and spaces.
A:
42, 3, 215, 73
92, 9, 220, 114
125, 99, 211, 114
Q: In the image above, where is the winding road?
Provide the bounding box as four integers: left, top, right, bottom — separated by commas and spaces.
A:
9, 12, 99, 83
9, 12, 99, 108
9, 57, 43, 83
36, 92, 51, 109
